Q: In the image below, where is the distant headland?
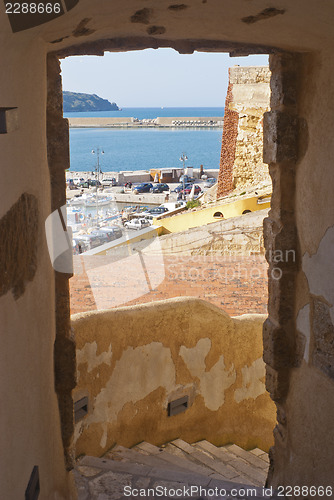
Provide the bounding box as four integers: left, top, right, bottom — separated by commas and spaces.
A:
63, 91, 119, 112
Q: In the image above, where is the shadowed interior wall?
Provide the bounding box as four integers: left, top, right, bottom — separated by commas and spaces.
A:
264, 50, 334, 493
0, 38, 76, 500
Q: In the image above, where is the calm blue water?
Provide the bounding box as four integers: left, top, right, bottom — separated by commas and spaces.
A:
66, 107, 224, 173
64, 106, 224, 120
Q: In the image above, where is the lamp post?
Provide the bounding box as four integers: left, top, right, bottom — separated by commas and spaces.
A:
179, 153, 188, 200
91, 147, 104, 226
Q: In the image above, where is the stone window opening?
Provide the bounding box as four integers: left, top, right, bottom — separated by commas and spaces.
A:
47, 46, 300, 490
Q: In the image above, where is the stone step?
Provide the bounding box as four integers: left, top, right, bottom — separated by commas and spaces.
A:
165, 443, 222, 470
75, 455, 277, 500
171, 439, 244, 480
133, 441, 163, 455
250, 448, 270, 464
193, 440, 268, 486
170, 439, 260, 485
134, 441, 228, 479
75, 440, 272, 499
80, 454, 215, 486
224, 444, 269, 470
193, 441, 257, 485
106, 444, 191, 472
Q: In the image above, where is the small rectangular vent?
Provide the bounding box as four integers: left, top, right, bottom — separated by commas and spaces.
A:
0, 107, 18, 134
74, 396, 89, 422
168, 395, 189, 417
25, 465, 40, 500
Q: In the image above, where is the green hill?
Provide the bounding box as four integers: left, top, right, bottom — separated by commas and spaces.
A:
63, 91, 119, 112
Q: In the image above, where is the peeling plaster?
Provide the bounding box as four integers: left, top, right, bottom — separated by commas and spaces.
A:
76, 341, 112, 377
296, 304, 311, 362
179, 338, 211, 375
77, 342, 176, 448
302, 225, 334, 324
234, 357, 266, 403
180, 339, 236, 411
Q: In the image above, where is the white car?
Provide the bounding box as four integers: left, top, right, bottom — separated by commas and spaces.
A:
101, 178, 116, 187
124, 218, 150, 230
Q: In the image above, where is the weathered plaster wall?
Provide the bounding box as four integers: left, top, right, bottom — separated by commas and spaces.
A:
217, 66, 271, 198
265, 50, 334, 493
72, 298, 275, 457
0, 39, 76, 500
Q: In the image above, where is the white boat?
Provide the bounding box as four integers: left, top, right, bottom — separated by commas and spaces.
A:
84, 196, 114, 207
69, 193, 93, 206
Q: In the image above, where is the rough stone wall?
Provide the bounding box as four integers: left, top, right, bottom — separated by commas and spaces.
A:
217, 75, 239, 196
72, 298, 275, 457
262, 52, 308, 489
47, 54, 77, 471
264, 49, 334, 494
217, 66, 271, 198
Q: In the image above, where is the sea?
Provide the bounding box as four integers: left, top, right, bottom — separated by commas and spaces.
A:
64, 107, 224, 173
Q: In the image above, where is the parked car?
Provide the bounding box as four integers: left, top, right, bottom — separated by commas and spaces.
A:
72, 237, 90, 254
124, 218, 151, 230
88, 179, 102, 187
142, 214, 154, 224
179, 175, 196, 184
102, 178, 117, 187
78, 180, 90, 189
173, 183, 193, 193
204, 177, 217, 188
133, 183, 153, 194
142, 206, 169, 216
98, 226, 123, 241
150, 183, 169, 193
181, 185, 202, 195
76, 233, 105, 250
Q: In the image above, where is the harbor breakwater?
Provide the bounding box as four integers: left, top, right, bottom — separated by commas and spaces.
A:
68, 116, 224, 128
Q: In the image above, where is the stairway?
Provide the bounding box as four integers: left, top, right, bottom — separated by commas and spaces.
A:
74, 439, 279, 499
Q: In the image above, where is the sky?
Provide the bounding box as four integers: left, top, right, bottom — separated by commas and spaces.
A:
61, 49, 268, 108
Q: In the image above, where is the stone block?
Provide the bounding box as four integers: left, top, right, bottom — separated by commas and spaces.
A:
263, 111, 298, 164
312, 299, 334, 379
265, 365, 290, 403
230, 66, 271, 85
267, 164, 296, 218
294, 330, 307, 367
267, 270, 296, 325
263, 318, 294, 370
269, 52, 299, 111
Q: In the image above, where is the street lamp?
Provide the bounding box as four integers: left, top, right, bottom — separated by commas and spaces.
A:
179, 153, 188, 199
92, 147, 104, 226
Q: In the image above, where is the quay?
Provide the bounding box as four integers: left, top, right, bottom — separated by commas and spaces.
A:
68, 116, 224, 129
